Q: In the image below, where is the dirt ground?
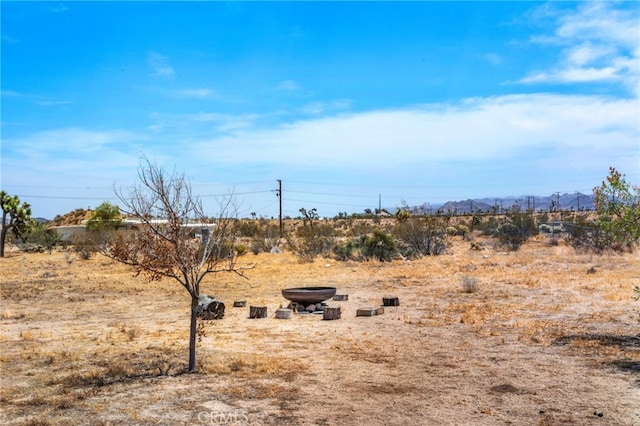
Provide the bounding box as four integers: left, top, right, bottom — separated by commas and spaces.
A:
1, 236, 639, 425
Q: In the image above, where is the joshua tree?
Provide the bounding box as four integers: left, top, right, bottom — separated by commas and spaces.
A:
0, 191, 32, 257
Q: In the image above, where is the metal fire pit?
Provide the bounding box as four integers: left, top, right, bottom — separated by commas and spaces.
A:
282, 286, 337, 305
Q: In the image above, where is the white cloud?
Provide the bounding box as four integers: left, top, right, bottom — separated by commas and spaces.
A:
520, 2, 639, 90
5, 93, 638, 218
2, 34, 19, 44
148, 52, 175, 78
276, 80, 301, 91
175, 88, 217, 99
482, 53, 503, 66
4, 127, 144, 158
186, 93, 639, 174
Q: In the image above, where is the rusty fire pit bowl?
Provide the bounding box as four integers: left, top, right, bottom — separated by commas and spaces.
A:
282, 287, 337, 305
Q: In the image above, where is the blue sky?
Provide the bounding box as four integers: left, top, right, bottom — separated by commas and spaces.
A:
1, 1, 639, 219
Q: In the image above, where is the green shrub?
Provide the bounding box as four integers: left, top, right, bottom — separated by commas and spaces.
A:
592, 167, 640, 251
361, 229, 396, 261
334, 229, 396, 262
19, 220, 60, 254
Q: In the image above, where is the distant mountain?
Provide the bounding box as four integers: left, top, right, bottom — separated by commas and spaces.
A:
402, 192, 595, 215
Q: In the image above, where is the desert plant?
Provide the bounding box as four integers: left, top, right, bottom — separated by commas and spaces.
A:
460, 276, 479, 293
86, 202, 121, 232
334, 229, 396, 262
361, 229, 396, 261
393, 216, 448, 258
18, 220, 60, 254
496, 206, 537, 251
250, 222, 281, 254
0, 191, 32, 257
288, 223, 336, 262
592, 167, 640, 251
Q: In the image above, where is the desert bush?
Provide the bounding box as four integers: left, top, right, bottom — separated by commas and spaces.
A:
456, 224, 470, 238
71, 233, 100, 260
288, 223, 337, 262
460, 276, 479, 293
333, 238, 363, 261
392, 216, 448, 258
250, 222, 280, 254
593, 167, 640, 250
567, 216, 609, 253
334, 229, 396, 262
479, 216, 500, 237
86, 202, 121, 232
469, 214, 483, 231
346, 220, 374, 237
237, 220, 260, 238
496, 207, 537, 251
234, 244, 248, 256
361, 229, 396, 261
18, 221, 60, 254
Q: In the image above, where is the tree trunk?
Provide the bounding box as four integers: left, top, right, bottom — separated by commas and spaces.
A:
188, 296, 198, 372
0, 215, 7, 258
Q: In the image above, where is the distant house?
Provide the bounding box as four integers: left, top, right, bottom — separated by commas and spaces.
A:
52, 225, 89, 241
52, 218, 216, 242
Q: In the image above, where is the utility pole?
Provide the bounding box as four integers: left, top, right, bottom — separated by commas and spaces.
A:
276, 180, 283, 237
379, 193, 381, 214
576, 191, 580, 211
555, 192, 561, 212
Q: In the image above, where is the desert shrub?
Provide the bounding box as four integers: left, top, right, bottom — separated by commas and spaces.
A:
496, 207, 537, 251
86, 202, 121, 232
71, 233, 100, 260
460, 276, 479, 293
334, 229, 396, 262
17, 220, 60, 253
288, 223, 337, 262
346, 220, 374, 237
250, 222, 281, 254
548, 236, 560, 246
237, 220, 260, 238
333, 238, 364, 261
392, 216, 448, 258
234, 244, 248, 256
593, 167, 640, 250
361, 229, 396, 261
469, 214, 483, 231
567, 217, 610, 253
456, 224, 470, 238
480, 216, 500, 237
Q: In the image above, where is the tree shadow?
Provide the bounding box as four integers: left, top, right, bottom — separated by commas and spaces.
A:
552, 333, 640, 349
552, 333, 640, 381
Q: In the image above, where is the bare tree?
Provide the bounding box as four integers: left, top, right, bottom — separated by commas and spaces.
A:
104, 157, 250, 372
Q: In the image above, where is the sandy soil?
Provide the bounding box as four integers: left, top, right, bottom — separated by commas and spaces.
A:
1, 236, 639, 425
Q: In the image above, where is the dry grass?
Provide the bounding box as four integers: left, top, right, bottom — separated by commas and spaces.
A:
1, 236, 639, 425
